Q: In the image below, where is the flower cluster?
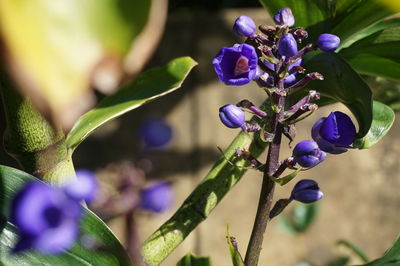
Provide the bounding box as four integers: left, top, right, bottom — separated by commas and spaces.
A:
212, 8, 355, 207
11, 170, 98, 254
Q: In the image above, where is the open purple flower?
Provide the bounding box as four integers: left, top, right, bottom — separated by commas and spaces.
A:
290, 179, 324, 203
64, 169, 99, 204
273, 8, 295, 27
233, 15, 256, 37
219, 104, 246, 128
140, 182, 174, 213
312, 111, 356, 154
139, 118, 173, 148
11, 182, 82, 254
293, 140, 326, 168
213, 44, 259, 86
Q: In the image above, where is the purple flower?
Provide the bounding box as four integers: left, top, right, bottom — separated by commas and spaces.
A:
213, 44, 259, 86
293, 140, 326, 168
140, 182, 174, 213
312, 111, 356, 154
11, 182, 82, 254
219, 104, 245, 128
273, 8, 295, 27
139, 118, 173, 148
290, 179, 324, 203
278, 33, 298, 57
233, 15, 256, 37
64, 169, 99, 204
317, 33, 340, 52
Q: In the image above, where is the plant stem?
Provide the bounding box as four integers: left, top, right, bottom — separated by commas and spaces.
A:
244, 90, 285, 266
0, 79, 75, 185
126, 211, 143, 266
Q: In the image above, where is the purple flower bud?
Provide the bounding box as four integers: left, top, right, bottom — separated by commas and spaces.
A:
64, 169, 99, 204
273, 8, 295, 27
140, 182, 174, 213
317, 33, 340, 52
312, 111, 356, 154
291, 179, 324, 203
293, 140, 326, 168
284, 59, 302, 87
278, 33, 298, 57
11, 182, 82, 254
233, 15, 256, 37
213, 44, 259, 86
139, 118, 172, 148
219, 104, 246, 128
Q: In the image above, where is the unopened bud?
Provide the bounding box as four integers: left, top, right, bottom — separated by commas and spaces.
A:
219, 104, 246, 128
273, 8, 295, 27
233, 16, 256, 37
317, 33, 340, 52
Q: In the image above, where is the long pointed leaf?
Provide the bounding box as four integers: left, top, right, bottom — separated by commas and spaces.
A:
66, 57, 197, 150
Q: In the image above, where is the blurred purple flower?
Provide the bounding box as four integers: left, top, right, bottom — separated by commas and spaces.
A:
213, 44, 259, 86
140, 182, 174, 213
290, 179, 324, 203
219, 104, 246, 128
139, 118, 173, 148
64, 169, 99, 204
293, 140, 326, 168
312, 111, 356, 154
233, 15, 256, 37
11, 182, 82, 254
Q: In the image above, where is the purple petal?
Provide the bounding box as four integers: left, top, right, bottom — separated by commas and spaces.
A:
64, 169, 99, 204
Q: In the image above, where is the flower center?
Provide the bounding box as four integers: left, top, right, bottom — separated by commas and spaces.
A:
234, 56, 249, 76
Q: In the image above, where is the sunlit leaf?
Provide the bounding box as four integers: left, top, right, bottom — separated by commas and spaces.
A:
353, 101, 395, 149
363, 235, 400, 266
0, 0, 151, 128
65, 57, 197, 150
176, 253, 211, 266
304, 52, 373, 137
226, 226, 244, 266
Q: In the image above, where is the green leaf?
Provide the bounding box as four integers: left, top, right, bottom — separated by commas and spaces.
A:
141, 99, 272, 265
339, 17, 400, 49
66, 57, 197, 150
226, 226, 244, 266
0, 0, 151, 128
270, 167, 302, 186
326, 256, 350, 266
340, 26, 400, 80
303, 52, 373, 137
353, 101, 395, 149
279, 202, 319, 233
331, 0, 395, 44
176, 253, 211, 266
259, 0, 335, 42
0, 165, 131, 266
344, 53, 400, 81
337, 240, 369, 263
363, 235, 400, 266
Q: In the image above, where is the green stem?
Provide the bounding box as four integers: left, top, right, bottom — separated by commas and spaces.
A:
1, 80, 75, 185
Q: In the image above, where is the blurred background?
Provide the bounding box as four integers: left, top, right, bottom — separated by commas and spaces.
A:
1, 2, 400, 266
